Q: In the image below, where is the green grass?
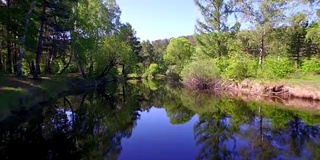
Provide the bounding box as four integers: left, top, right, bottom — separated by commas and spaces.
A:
0, 75, 86, 121
280, 74, 320, 89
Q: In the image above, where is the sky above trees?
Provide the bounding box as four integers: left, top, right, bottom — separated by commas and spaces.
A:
116, 0, 318, 41
117, 0, 201, 41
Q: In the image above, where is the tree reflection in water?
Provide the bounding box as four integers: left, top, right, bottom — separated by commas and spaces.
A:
0, 84, 141, 160
1, 80, 320, 159
163, 85, 320, 160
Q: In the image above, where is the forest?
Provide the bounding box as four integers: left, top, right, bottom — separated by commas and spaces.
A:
0, 0, 320, 94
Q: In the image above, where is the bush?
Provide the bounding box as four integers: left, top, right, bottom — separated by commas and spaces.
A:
222, 53, 257, 80
301, 57, 320, 74
181, 59, 220, 81
258, 56, 295, 79
142, 63, 159, 79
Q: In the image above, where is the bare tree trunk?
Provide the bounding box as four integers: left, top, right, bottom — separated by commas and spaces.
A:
30, 60, 35, 74
259, 34, 265, 67
122, 63, 126, 78
34, 2, 46, 79
17, 1, 37, 76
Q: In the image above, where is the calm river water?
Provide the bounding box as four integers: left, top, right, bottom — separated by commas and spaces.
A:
1, 80, 320, 160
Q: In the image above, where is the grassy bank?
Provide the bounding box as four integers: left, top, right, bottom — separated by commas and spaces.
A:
182, 75, 320, 101
0, 75, 108, 121
178, 54, 320, 101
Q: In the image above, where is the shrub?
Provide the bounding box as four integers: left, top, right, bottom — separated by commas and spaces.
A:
258, 56, 295, 79
181, 59, 220, 81
213, 56, 229, 74
142, 63, 159, 79
301, 57, 320, 74
222, 53, 257, 80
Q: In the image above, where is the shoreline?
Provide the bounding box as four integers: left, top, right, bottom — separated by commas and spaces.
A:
0, 76, 115, 121
182, 77, 320, 111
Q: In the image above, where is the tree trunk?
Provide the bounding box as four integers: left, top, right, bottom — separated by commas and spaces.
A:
6, 0, 12, 74
6, 30, 12, 74
17, 0, 37, 77
259, 34, 265, 67
46, 49, 53, 74
34, 2, 46, 79
30, 60, 35, 75
13, 43, 17, 73
122, 63, 126, 78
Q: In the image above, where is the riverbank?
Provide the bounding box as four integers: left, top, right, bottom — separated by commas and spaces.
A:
0, 75, 114, 121
183, 75, 320, 102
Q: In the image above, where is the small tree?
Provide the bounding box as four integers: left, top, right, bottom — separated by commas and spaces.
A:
163, 38, 194, 74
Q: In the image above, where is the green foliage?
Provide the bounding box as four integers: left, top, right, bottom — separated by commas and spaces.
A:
194, 33, 229, 58
194, 0, 233, 57
222, 52, 257, 80
142, 79, 159, 90
164, 37, 194, 74
181, 59, 220, 81
301, 57, 320, 74
142, 63, 159, 79
258, 56, 295, 79
94, 35, 132, 77
306, 23, 320, 45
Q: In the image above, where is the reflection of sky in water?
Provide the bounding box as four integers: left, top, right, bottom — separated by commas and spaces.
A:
119, 108, 200, 160
118, 107, 319, 160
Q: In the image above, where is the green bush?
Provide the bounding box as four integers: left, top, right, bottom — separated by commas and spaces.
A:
258, 56, 295, 79
222, 53, 257, 80
142, 63, 159, 79
181, 59, 220, 81
301, 57, 320, 74
213, 56, 229, 74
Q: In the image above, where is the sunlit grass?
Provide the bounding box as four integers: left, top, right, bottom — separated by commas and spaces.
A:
0, 75, 84, 121
0, 86, 25, 92
281, 74, 320, 89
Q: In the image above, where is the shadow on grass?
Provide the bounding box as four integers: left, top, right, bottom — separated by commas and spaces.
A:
0, 75, 87, 121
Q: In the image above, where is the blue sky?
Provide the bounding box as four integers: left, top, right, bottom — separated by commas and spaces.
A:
116, 0, 201, 41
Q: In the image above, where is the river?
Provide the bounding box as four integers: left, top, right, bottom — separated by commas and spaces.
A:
1, 80, 320, 160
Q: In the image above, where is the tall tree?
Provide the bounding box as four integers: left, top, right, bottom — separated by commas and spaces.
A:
194, 0, 236, 57
140, 40, 154, 70
236, 0, 287, 66
118, 23, 142, 76
17, 1, 38, 77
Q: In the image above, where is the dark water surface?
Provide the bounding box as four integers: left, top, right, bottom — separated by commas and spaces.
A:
1, 81, 320, 160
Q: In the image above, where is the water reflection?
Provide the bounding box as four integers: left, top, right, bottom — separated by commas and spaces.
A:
1, 81, 320, 159
0, 84, 141, 160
